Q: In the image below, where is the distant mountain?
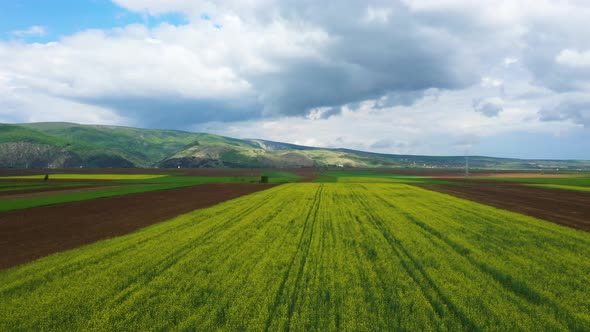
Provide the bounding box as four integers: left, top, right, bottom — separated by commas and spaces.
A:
0, 122, 589, 170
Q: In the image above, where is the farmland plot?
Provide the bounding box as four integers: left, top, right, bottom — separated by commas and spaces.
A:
0, 184, 588, 331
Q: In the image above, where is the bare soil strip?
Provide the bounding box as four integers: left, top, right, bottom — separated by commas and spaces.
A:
422, 183, 590, 232
0, 183, 275, 270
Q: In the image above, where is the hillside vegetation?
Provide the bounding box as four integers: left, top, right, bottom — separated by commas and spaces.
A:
1, 122, 589, 169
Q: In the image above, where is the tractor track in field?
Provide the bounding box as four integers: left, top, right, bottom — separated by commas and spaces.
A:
352, 185, 478, 330
285, 185, 323, 332
371, 186, 580, 330
106, 187, 286, 324
265, 185, 323, 332
0, 183, 276, 270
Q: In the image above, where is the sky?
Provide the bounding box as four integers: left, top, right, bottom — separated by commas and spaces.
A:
1, 0, 590, 159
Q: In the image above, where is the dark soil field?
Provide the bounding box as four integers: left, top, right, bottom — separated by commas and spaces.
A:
0, 183, 275, 270
423, 182, 590, 231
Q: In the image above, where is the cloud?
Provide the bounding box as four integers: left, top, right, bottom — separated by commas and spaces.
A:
472, 98, 503, 117
503, 57, 518, 67
306, 107, 341, 120
194, 86, 578, 157
370, 138, 409, 150
519, 4, 590, 93
0, 89, 126, 125
11, 26, 46, 37
481, 77, 503, 88
556, 49, 590, 68
0, 1, 484, 127
539, 99, 590, 127
363, 6, 393, 24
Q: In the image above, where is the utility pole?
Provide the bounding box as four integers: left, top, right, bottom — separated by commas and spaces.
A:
465, 154, 469, 177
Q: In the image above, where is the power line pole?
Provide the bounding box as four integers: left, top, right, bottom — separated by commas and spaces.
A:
465, 154, 469, 177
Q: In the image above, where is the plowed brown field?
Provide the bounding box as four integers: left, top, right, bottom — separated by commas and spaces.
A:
423, 183, 590, 231
0, 183, 275, 270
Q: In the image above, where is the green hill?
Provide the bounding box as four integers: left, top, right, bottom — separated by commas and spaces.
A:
0, 122, 589, 170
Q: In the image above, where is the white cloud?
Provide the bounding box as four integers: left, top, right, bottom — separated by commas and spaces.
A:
0, 88, 127, 125
1, 25, 253, 99
503, 57, 519, 66
11, 26, 46, 37
363, 6, 393, 24
0, 18, 332, 127
556, 49, 590, 68
481, 77, 503, 88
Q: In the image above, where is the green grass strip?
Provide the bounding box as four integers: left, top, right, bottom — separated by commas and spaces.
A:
528, 184, 590, 193
0, 174, 168, 180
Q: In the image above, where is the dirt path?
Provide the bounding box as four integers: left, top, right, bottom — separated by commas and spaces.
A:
0, 183, 276, 270
422, 183, 590, 231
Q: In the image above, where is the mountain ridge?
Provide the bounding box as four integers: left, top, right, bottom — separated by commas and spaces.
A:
1, 122, 589, 170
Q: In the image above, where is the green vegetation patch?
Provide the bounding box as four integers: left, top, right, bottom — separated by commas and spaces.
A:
528, 184, 590, 192
316, 171, 456, 185
0, 174, 168, 180
341, 176, 426, 183
475, 176, 590, 188
261, 171, 304, 183
0, 182, 88, 192
0, 184, 160, 212
1, 184, 588, 331
0, 175, 260, 212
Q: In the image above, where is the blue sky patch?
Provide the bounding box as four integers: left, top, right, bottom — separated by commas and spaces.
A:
0, 0, 187, 42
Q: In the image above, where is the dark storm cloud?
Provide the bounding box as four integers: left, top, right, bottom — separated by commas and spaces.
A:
318, 107, 341, 119
78, 96, 262, 129
249, 1, 479, 119
378, 90, 437, 108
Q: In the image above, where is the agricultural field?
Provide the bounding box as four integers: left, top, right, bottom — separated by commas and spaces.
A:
0, 173, 167, 180
0, 169, 303, 268
0, 183, 276, 269
470, 174, 590, 189
315, 171, 456, 185
316, 169, 590, 231
0, 172, 267, 212
420, 173, 590, 231
0, 183, 589, 331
